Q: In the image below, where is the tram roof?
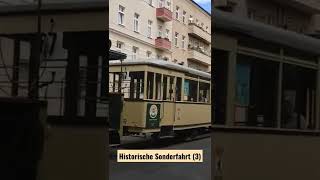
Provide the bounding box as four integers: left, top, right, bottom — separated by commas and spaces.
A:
214, 8, 320, 55
109, 50, 127, 61
109, 59, 211, 79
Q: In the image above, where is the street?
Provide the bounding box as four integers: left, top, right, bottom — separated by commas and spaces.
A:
109, 135, 212, 180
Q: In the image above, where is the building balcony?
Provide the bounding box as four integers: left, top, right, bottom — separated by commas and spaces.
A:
187, 48, 211, 65
155, 37, 171, 50
188, 23, 211, 43
156, 7, 172, 22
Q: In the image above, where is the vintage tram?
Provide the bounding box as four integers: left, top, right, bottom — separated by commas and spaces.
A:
109, 59, 211, 140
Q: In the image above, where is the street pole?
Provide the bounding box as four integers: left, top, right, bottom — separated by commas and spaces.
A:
29, 0, 42, 99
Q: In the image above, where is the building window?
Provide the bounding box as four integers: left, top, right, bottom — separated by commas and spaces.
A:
116, 41, 124, 52
175, 6, 180, 20
189, 15, 193, 23
201, 22, 204, 28
167, 0, 171, 9
174, 32, 179, 47
182, 11, 186, 24
146, 51, 152, 58
134, 13, 140, 32
165, 29, 169, 39
206, 26, 208, 32
147, 20, 152, 38
196, 19, 199, 25
132, 46, 138, 59
163, 57, 168, 61
181, 36, 185, 49
118, 5, 125, 25
159, 0, 164, 8
173, 59, 178, 63
158, 25, 163, 38
149, 0, 153, 6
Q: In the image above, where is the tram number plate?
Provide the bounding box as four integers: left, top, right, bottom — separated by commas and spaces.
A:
146, 103, 160, 128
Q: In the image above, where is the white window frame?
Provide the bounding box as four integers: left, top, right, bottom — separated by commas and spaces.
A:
118, 5, 125, 25
147, 20, 152, 38
146, 51, 152, 58
189, 15, 193, 23
158, 25, 163, 38
116, 41, 124, 52
165, 29, 169, 39
132, 46, 138, 59
166, 0, 171, 9
174, 32, 179, 47
182, 36, 185, 49
175, 6, 180, 20
134, 13, 140, 32
182, 11, 186, 24
159, 0, 164, 8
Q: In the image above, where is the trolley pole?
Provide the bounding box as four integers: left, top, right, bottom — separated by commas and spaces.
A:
119, 59, 124, 137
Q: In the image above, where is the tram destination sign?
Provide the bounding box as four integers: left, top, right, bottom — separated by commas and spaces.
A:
146, 103, 160, 128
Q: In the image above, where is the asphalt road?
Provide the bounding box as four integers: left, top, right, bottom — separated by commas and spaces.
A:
109, 136, 212, 180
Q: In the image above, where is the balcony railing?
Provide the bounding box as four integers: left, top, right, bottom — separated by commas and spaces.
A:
187, 47, 211, 65
156, 7, 172, 22
188, 23, 211, 43
155, 37, 171, 50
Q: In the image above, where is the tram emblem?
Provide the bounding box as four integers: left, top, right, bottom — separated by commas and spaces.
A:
149, 105, 158, 119
146, 103, 160, 128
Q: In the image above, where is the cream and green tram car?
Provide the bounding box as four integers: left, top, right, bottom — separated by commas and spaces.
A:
109, 59, 211, 139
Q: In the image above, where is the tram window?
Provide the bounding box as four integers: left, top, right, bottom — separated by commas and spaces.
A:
147, 72, 154, 99
155, 74, 162, 100
176, 77, 182, 101
184, 79, 198, 102
128, 71, 144, 99
199, 82, 210, 103
109, 73, 120, 93
109, 73, 114, 93
169, 76, 174, 101
163, 75, 168, 100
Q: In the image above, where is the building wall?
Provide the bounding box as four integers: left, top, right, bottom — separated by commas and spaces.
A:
109, 0, 172, 61
109, 0, 211, 72
172, 0, 211, 72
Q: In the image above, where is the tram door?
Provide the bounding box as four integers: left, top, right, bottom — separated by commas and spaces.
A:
160, 75, 176, 137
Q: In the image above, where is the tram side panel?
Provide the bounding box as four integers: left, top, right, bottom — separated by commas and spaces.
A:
122, 101, 210, 134
174, 103, 211, 127
122, 101, 175, 133
122, 101, 146, 131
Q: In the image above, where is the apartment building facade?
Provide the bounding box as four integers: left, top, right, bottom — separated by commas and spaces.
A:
172, 0, 211, 72
214, 0, 320, 36
109, 0, 211, 72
